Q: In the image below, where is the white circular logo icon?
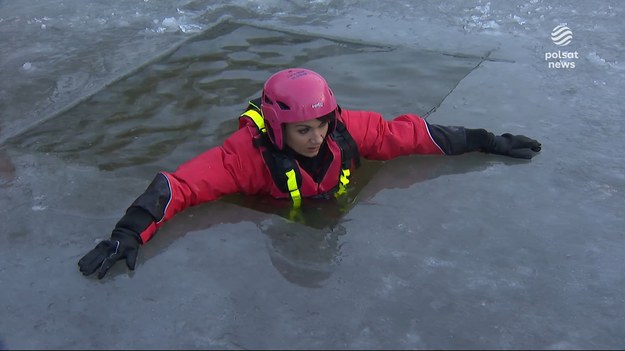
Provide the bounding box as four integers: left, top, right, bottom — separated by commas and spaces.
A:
551, 24, 573, 46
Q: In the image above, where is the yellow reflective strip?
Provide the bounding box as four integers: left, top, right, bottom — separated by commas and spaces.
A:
241, 110, 266, 133
285, 169, 301, 208
339, 168, 350, 186
335, 168, 351, 197
335, 185, 346, 196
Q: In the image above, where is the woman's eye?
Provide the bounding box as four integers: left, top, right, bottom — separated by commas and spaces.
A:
298, 129, 309, 135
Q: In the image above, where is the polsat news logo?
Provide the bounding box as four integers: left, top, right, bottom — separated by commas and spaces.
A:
545, 24, 578, 69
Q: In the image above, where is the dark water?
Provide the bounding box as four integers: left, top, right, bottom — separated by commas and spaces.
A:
7, 20, 484, 225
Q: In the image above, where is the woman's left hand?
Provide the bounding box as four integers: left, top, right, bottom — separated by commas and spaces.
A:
488, 133, 542, 159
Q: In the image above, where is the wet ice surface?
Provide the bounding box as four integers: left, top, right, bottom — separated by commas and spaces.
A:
1, 0, 625, 349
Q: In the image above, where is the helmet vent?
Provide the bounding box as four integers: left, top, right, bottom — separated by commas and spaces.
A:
264, 96, 274, 105
276, 101, 291, 110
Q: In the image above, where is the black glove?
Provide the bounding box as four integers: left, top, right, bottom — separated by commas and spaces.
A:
427, 125, 541, 158
486, 133, 542, 159
78, 229, 141, 279
465, 129, 542, 159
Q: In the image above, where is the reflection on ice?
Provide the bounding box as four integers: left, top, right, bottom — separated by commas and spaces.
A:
259, 218, 347, 288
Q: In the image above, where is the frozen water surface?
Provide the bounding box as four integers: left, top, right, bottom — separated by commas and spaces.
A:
1, 0, 624, 349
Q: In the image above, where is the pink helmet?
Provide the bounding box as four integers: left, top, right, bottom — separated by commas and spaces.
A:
261, 68, 338, 150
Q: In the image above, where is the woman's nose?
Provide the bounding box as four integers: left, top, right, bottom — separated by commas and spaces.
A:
312, 131, 325, 143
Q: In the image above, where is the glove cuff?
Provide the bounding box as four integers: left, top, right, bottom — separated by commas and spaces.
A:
465, 128, 495, 153
111, 206, 154, 245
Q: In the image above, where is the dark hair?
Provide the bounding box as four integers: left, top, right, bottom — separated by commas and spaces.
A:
316, 110, 335, 124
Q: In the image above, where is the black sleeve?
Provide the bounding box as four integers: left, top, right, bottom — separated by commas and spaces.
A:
110, 173, 171, 245
427, 123, 494, 155
129, 173, 171, 222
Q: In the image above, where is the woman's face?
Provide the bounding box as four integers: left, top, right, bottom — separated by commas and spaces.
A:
284, 118, 329, 157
